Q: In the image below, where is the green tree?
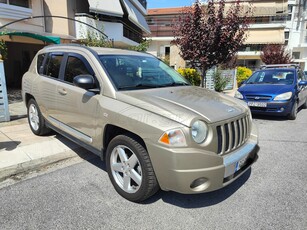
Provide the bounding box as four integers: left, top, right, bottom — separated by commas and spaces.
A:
173, 0, 251, 87
128, 39, 151, 52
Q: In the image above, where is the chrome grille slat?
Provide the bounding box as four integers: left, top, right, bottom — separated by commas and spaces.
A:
221, 125, 226, 155
216, 115, 251, 155
238, 119, 243, 146
227, 123, 233, 151
234, 120, 239, 148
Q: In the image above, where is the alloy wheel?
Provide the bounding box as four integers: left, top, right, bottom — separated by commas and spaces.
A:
110, 145, 142, 193
29, 103, 40, 131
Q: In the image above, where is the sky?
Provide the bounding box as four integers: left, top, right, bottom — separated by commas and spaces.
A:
147, 0, 195, 9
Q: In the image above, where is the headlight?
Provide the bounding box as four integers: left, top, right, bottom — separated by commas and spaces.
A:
234, 91, 243, 99
159, 129, 187, 147
273, 92, 292, 101
191, 120, 208, 144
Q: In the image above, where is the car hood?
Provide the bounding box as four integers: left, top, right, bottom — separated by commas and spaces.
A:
239, 84, 294, 95
117, 86, 248, 127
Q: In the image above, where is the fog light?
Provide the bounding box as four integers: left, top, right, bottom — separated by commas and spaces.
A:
280, 107, 284, 112
190, 177, 210, 192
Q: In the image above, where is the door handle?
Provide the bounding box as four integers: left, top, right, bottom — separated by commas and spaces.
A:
58, 88, 67, 95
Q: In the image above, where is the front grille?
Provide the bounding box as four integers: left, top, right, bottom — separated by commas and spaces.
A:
216, 115, 251, 155
246, 95, 272, 101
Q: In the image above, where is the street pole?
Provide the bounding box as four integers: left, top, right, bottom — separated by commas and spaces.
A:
0, 53, 10, 122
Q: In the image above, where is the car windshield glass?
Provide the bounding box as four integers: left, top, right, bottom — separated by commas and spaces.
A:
246, 70, 295, 85
99, 55, 190, 90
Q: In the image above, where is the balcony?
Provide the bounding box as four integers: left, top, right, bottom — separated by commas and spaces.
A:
75, 15, 139, 47
0, 3, 32, 20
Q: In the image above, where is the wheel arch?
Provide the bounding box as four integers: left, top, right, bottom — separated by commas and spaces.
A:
102, 124, 147, 158
24, 93, 35, 106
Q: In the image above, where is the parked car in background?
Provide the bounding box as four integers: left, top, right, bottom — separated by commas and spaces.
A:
235, 64, 307, 120
22, 44, 259, 202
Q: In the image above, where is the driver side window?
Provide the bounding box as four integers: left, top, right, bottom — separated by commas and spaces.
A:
64, 56, 91, 84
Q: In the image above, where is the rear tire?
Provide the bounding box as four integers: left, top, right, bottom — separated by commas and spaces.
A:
27, 99, 50, 135
106, 134, 159, 202
288, 102, 298, 120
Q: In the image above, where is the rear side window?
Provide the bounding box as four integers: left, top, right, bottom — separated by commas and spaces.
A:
64, 56, 91, 83
43, 54, 63, 79
37, 53, 45, 74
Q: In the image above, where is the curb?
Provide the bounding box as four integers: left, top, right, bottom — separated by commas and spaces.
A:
0, 146, 88, 182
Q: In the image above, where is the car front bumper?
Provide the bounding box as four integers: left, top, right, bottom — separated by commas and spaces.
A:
245, 100, 293, 116
145, 123, 259, 194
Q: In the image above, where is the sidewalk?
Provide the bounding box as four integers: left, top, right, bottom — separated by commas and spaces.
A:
0, 102, 87, 182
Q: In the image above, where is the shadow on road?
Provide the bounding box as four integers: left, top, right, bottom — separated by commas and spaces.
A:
0, 141, 21, 151
144, 168, 251, 208
69, 147, 253, 208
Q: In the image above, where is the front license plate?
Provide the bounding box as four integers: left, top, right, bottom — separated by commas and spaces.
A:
235, 155, 248, 172
247, 101, 267, 107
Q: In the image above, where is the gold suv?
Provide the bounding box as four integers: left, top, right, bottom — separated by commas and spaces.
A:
22, 45, 259, 202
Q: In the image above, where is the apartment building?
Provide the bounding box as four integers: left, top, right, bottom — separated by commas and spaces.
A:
286, 0, 307, 70
146, 1, 288, 70
0, 0, 149, 88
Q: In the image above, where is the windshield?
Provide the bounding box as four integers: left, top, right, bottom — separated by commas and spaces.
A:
99, 55, 190, 90
246, 69, 295, 85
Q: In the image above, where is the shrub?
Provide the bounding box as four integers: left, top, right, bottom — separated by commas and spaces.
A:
236, 66, 252, 87
177, 68, 201, 86
214, 69, 230, 92
0, 39, 7, 60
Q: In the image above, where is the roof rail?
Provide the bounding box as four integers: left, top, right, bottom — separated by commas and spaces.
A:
260, 64, 300, 69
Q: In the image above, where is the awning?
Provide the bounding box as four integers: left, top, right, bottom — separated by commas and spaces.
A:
88, 0, 124, 17
245, 29, 284, 44
0, 31, 60, 44
122, 0, 150, 34
252, 2, 287, 16
224, 1, 288, 17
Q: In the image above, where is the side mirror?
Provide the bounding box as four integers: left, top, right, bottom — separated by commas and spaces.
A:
298, 80, 307, 86
73, 74, 95, 90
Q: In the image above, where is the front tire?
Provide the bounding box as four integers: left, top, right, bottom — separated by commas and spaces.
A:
106, 134, 159, 202
27, 99, 50, 135
288, 102, 298, 120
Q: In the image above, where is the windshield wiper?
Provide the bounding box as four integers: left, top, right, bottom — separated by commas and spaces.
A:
159, 82, 190, 87
118, 83, 158, 90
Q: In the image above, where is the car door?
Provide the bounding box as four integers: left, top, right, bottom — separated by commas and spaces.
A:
297, 71, 307, 107
37, 52, 64, 127
53, 53, 100, 146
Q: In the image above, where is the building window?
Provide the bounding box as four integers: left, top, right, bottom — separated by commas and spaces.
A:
292, 52, 300, 59
288, 5, 293, 14
0, 0, 30, 8
138, 0, 147, 9
285, 31, 289, 39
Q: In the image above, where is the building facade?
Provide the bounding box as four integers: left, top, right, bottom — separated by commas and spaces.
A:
146, 1, 289, 71
286, 0, 307, 70
0, 0, 149, 88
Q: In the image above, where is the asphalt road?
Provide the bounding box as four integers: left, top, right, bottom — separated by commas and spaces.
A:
0, 109, 307, 230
